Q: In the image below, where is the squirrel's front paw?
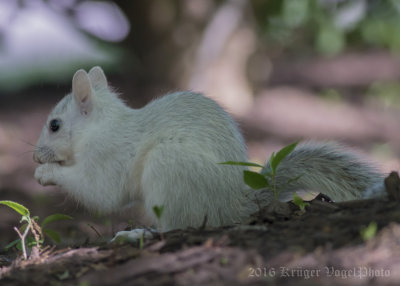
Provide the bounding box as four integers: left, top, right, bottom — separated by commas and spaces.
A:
110, 228, 155, 244
34, 164, 57, 186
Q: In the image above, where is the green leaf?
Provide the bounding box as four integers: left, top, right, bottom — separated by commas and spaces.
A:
292, 193, 309, 211
243, 170, 269, 190
360, 221, 378, 241
285, 174, 303, 187
219, 161, 264, 168
20, 216, 30, 224
16, 241, 23, 251
220, 257, 228, 265
263, 171, 273, 178
153, 205, 164, 220
57, 270, 70, 280
270, 141, 299, 173
139, 232, 144, 250
26, 236, 39, 248
4, 239, 21, 251
41, 214, 73, 228
0, 200, 30, 216
269, 152, 275, 166
44, 228, 61, 243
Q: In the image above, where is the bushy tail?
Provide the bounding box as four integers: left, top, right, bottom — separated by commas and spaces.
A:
259, 142, 385, 203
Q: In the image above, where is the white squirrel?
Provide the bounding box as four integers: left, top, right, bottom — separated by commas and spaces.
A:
33, 67, 385, 240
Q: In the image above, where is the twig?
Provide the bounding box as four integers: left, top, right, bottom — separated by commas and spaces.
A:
14, 226, 30, 260
31, 219, 43, 247
199, 215, 208, 230
87, 223, 102, 238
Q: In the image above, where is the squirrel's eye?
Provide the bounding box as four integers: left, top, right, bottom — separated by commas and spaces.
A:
49, 119, 61, 132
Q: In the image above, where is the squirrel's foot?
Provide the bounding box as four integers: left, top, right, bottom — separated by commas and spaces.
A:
110, 228, 155, 243
34, 163, 58, 186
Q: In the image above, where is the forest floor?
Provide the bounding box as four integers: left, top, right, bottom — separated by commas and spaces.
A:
1, 172, 400, 286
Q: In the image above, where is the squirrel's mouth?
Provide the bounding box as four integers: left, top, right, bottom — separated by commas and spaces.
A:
33, 158, 65, 166
33, 153, 67, 166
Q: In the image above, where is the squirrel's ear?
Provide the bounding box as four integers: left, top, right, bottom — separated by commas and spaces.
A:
88, 66, 108, 90
72, 69, 93, 116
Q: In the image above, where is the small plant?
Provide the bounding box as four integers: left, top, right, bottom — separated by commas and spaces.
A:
221, 141, 300, 199
0, 200, 72, 259
360, 221, 378, 241
153, 205, 164, 220
138, 232, 144, 249
292, 193, 309, 211
153, 205, 164, 240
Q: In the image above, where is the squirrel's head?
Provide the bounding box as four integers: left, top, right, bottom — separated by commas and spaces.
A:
33, 66, 109, 166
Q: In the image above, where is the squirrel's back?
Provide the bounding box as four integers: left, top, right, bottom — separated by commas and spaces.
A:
140, 92, 245, 145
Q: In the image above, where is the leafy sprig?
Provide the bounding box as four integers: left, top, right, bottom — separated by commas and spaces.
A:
221, 141, 300, 199
0, 200, 72, 259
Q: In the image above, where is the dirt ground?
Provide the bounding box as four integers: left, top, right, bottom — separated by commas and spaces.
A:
1, 173, 400, 286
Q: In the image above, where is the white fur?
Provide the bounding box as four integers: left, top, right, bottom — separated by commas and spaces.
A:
34, 67, 252, 230
111, 229, 154, 243
34, 67, 385, 236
